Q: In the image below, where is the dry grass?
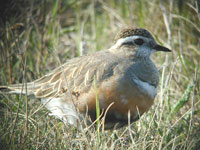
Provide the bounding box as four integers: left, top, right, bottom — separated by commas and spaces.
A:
0, 0, 199, 149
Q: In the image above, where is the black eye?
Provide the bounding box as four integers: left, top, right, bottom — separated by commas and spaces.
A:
134, 38, 144, 45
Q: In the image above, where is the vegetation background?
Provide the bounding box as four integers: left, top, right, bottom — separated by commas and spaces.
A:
0, 0, 199, 149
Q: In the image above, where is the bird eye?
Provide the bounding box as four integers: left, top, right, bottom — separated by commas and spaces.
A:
134, 38, 144, 45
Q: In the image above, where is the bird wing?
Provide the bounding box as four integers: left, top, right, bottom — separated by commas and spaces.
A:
0, 50, 119, 99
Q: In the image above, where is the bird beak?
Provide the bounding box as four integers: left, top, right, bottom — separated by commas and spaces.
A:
153, 44, 171, 52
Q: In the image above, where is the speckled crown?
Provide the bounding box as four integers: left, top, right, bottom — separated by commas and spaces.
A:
114, 28, 154, 42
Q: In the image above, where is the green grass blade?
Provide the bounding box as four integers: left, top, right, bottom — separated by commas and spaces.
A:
94, 76, 100, 142
168, 85, 193, 121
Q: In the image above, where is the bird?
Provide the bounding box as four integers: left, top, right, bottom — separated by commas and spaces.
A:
0, 27, 171, 129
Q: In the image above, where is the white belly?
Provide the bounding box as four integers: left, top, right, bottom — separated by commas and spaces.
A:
41, 98, 79, 126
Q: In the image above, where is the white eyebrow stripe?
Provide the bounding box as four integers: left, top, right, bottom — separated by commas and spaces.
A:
110, 35, 148, 49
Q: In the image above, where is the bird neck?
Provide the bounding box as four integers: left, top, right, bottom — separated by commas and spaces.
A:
109, 46, 151, 61
109, 46, 136, 59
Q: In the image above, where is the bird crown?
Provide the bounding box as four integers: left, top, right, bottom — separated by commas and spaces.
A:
114, 28, 154, 42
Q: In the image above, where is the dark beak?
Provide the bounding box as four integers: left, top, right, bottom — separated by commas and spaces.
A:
154, 44, 171, 52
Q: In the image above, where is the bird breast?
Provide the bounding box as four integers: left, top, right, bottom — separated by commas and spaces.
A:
132, 79, 158, 99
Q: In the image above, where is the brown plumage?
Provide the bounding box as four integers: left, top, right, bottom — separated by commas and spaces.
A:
0, 27, 171, 129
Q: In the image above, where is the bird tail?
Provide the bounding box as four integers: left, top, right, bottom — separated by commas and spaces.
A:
0, 82, 38, 95
0, 67, 63, 97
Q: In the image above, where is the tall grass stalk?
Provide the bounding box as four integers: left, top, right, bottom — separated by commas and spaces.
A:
94, 76, 100, 142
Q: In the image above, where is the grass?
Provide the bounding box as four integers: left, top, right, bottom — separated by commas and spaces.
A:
0, 0, 200, 149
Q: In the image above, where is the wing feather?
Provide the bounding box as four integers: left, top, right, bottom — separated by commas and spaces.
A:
1, 50, 119, 99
